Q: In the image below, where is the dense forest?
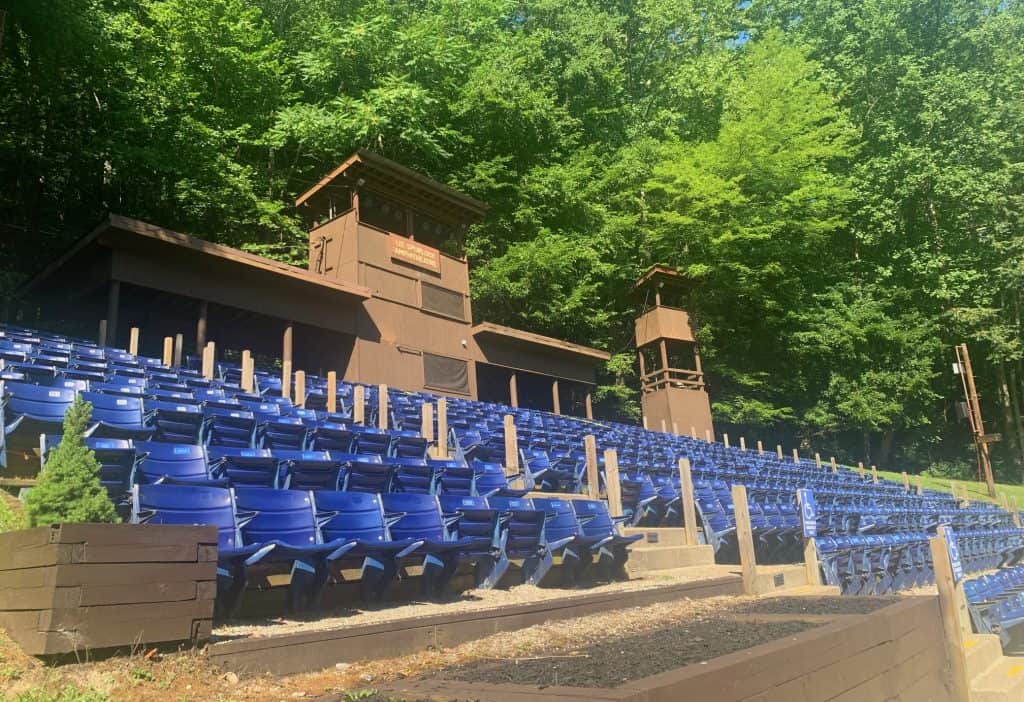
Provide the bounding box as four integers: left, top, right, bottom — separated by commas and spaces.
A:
1, 0, 1023, 478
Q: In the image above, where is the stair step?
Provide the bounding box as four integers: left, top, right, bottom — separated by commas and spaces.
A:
622, 527, 690, 547
972, 657, 1024, 702
966, 635, 1005, 680
755, 565, 809, 593
625, 544, 715, 574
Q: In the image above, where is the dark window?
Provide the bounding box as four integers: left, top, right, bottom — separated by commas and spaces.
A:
359, 191, 409, 235
423, 353, 470, 394
413, 212, 460, 255
421, 282, 466, 320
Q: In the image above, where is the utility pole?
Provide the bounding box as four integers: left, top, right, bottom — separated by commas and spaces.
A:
956, 344, 997, 498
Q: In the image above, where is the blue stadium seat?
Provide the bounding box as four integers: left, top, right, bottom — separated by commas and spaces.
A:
3, 381, 75, 457
81, 390, 153, 441
133, 440, 219, 485
144, 399, 203, 443
207, 446, 280, 488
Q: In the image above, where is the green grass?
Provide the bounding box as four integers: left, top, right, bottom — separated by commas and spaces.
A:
874, 469, 1024, 507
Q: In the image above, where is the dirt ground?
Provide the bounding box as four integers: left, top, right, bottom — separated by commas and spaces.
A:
732, 595, 899, 616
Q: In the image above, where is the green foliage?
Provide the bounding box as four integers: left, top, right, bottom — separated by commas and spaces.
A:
14, 686, 109, 702
4, 0, 1024, 474
0, 494, 27, 533
23, 397, 118, 527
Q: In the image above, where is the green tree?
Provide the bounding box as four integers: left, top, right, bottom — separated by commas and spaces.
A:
24, 397, 118, 527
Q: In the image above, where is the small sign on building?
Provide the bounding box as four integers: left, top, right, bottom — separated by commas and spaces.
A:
797, 489, 817, 538
940, 525, 964, 583
390, 234, 441, 273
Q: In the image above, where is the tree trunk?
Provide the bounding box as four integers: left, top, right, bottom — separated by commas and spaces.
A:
878, 428, 894, 468
997, 362, 1022, 477
1013, 362, 1024, 479
862, 430, 872, 466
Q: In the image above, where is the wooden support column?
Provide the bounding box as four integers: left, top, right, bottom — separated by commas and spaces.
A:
551, 379, 560, 415
792, 448, 799, 464
98, 320, 107, 347
162, 337, 173, 366
353, 385, 365, 425
436, 397, 448, 459
672, 422, 678, 435
282, 321, 293, 402
378, 384, 389, 430
241, 350, 254, 392
732, 484, 759, 595
776, 445, 783, 460
294, 371, 306, 409
584, 392, 593, 420
929, 531, 974, 702
604, 449, 623, 517
661, 419, 668, 433
857, 462, 865, 480
830, 456, 838, 474
796, 490, 821, 586
421, 403, 434, 446
1011, 496, 1022, 528
173, 333, 183, 367
757, 440, 764, 455
679, 458, 699, 547
584, 435, 600, 499
723, 433, 730, 449
128, 327, 140, 356
705, 429, 712, 443
642, 416, 648, 430
195, 301, 208, 355
690, 426, 697, 439
326, 372, 337, 414
871, 465, 878, 484
739, 436, 746, 452
503, 415, 520, 478
814, 453, 821, 470
509, 373, 519, 408
916, 474, 924, 496
105, 280, 120, 347
901, 471, 910, 492
201, 342, 215, 380
999, 492, 1010, 513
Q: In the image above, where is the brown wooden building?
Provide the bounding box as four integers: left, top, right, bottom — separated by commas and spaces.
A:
21, 151, 609, 417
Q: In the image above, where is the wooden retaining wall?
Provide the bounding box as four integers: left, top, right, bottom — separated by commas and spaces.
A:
0, 523, 217, 656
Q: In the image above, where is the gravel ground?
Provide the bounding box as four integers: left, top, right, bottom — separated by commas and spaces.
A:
732, 595, 900, 616
432, 617, 817, 688
215, 564, 738, 640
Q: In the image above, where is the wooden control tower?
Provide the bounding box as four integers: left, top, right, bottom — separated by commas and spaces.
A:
635, 266, 714, 436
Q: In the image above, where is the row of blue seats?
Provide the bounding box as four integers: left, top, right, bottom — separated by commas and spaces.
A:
966, 566, 1024, 645
131, 483, 642, 615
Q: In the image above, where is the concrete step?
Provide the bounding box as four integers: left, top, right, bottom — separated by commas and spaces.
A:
622, 527, 691, 547
966, 634, 1005, 681
755, 564, 809, 594
972, 657, 1024, 702
625, 544, 716, 575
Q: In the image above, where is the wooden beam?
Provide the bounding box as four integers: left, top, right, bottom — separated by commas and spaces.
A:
661, 419, 668, 433
642, 415, 648, 430
282, 321, 293, 402
240, 350, 253, 392
551, 379, 560, 415
691, 426, 697, 439
98, 319, 107, 347
195, 300, 208, 355
162, 337, 173, 366
871, 465, 878, 484
929, 531, 974, 702
757, 440, 764, 455
173, 333, 183, 367
672, 422, 678, 435
584, 435, 599, 499
584, 392, 593, 420
326, 371, 337, 414
421, 402, 434, 446
294, 370, 306, 409
509, 373, 518, 408
128, 327, 140, 356
723, 433, 730, 449
705, 429, 712, 443
916, 474, 924, 496
604, 449, 623, 518
378, 384, 389, 430
353, 385, 365, 425
776, 445, 783, 460
999, 492, 1010, 512
436, 397, 449, 459
830, 456, 838, 474
792, 448, 799, 464
901, 471, 910, 492
201, 341, 215, 380
503, 414, 519, 477
679, 458, 699, 547
857, 461, 865, 480
739, 436, 746, 452
732, 484, 758, 595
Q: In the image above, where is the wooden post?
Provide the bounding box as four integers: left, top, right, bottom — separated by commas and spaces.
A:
173, 333, 183, 367
642, 415, 648, 430
378, 384, 389, 430
162, 337, 173, 366
792, 448, 799, 464
97, 319, 108, 347
326, 372, 337, 414
604, 449, 623, 517
732, 484, 758, 595
436, 397, 449, 459
195, 300, 208, 355
661, 419, 668, 433
1011, 496, 1022, 528
421, 403, 434, 446
691, 426, 697, 439
871, 465, 878, 483
353, 385, 365, 425
105, 280, 121, 347
757, 440, 764, 455
814, 453, 821, 470
857, 461, 865, 480
916, 474, 924, 496
294, 370, 306, 409
723, 433, 730, 449
901, 471, 910, 492
281, 321, 293, 402
776, 445, 783, 460
739, 436, 746, 452
705, 429, 712, 443
679, 458, 699, 547
551, 379, 560, 415
796, 490, 821, 586
999, 492, 1010, 513
201, 342, 215, 380
672, 422, 679, 435
929, 531, 974, 702
240, 350, 254, 392
503, 414, 519, 477
830, 456, 838, 474
961, 484, 970, 507
584, 435, 600, 499
128, 327, 140, 356
584, 392, 593, 420
509, 373, 518, 408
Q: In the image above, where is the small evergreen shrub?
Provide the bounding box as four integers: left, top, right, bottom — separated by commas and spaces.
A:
0, 493, 26, 532
23, 396, 118, 527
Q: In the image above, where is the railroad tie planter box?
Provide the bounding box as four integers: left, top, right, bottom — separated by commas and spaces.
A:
0, 523, 217, 656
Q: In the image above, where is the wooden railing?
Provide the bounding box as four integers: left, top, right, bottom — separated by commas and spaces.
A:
641, 367, 705, 392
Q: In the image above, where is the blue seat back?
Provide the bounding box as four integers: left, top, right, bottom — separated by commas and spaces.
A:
132, 483, 241, 552
5, 382, 74, 421
233, 488, 320, 547
314, 491, 390, 543
134, 441, 209, 483
532, 498, 581, 543
81, 390, 144, 429
381, 493, 446, 542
